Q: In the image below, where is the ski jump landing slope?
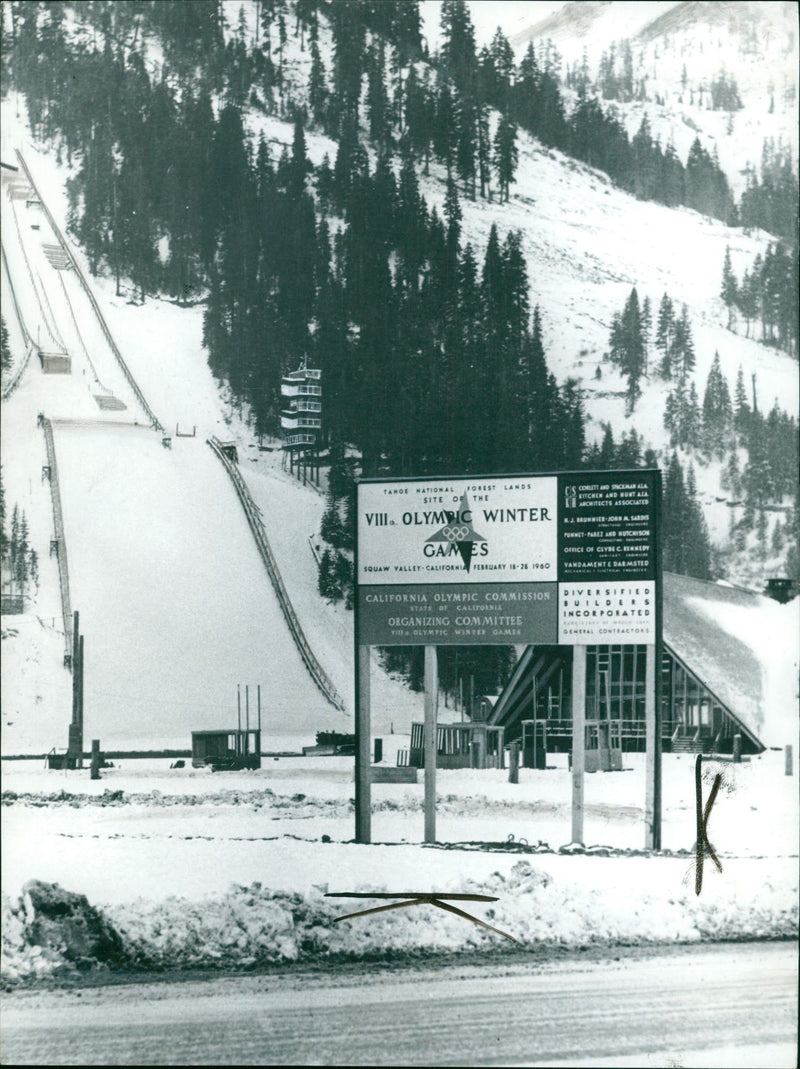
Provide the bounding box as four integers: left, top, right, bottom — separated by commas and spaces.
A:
52, 422, 340, 750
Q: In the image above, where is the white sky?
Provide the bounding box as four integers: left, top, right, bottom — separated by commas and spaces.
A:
420, 0, 566, 51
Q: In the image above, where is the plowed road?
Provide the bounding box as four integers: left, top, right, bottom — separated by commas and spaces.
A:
1, 942, 796, 1066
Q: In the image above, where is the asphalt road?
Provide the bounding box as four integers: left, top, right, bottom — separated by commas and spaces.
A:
1, 943, 796, 1066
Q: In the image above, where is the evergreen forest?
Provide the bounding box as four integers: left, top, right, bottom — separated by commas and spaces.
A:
3, 0, 798, 698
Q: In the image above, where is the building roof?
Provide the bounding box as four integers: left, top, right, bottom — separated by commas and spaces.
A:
663, 572, 797, 749
490, 573, 798, 750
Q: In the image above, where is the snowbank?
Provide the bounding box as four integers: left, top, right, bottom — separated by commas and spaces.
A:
3, 857, 796, 982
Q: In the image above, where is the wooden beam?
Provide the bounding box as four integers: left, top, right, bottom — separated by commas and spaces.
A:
571, 646, 586, 845
645, 643, 660, 849
424, 645, 438, 843
355, 644, 371, 844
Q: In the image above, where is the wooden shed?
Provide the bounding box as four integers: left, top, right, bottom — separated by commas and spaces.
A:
191, 728, 261, 770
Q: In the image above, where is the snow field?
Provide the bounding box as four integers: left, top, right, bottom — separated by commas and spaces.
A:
2, 750, 796, 977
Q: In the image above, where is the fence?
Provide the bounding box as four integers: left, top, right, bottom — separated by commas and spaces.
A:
41, 418, 74, 665
5, 181, 65, 352
207, 437, 345, 711
16, 151, 163, 431
1, 241, 36, 400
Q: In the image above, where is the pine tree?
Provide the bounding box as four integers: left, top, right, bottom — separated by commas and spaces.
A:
755, 506, 768, 559
492, 114, 518, 202
598, 423, 616, 468
334, 550, 354, 609
685, 464, 712, 578
733, 365, 750, 436
308, 38, 328, 129
439, 0, 478, 102
366, 40, 391, 151
771, 518, 785, 555
663, 452, 689, 573
701, 351, 732, 458
663, 453, 712, 578
720, 245, 738, 329
404, 66, 434, 173
318, 547, 341, 600
640, 296, 652, 375
620, 287, 646, 411
721, 449, 743, 499
685, 381, 701, 450
743, 410, 772, 509
288, 118, 310, 198
670, 304, 695, 382
655, 293, 675, 378
737, 266, 758, 338
320, 488, 345, 548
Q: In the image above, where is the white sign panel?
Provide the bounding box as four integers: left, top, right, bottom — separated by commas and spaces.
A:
357, 476, 558, 586
558, 580, 656, 643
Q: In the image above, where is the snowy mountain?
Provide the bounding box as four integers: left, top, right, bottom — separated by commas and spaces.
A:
507, 0, 798, 199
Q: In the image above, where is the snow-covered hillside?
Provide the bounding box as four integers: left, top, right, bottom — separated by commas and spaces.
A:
505, 0, 798, 201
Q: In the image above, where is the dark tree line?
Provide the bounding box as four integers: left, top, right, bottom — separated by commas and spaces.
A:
662, 453, 712, 580
739, 140, 798, 244
721, 243, 798, 356
0, 468, 39, 601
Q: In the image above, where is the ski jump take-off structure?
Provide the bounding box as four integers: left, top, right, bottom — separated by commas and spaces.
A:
2, 148, 343, 753
354, 470, 663, 849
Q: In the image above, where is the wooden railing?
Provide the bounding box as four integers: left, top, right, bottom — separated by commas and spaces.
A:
0, 240, 36, 399
5, 182, 66, 352
16, 150, 163, 431
41, 417, 73, 665
207, 437, 345, 711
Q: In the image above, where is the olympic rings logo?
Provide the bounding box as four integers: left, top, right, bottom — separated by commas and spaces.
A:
442, 524, 470, 542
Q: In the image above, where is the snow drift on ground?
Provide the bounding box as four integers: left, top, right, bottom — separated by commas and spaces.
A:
2, 749, 797, 979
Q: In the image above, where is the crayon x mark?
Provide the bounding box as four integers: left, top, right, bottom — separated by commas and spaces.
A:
695, 754, 723, 895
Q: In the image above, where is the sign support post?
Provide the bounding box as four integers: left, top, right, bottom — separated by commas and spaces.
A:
355, 644, 371, 844
646, 471, 663, 850
644, 643, 659, 849
571, 645, 586, 845
424, 645, 438, 843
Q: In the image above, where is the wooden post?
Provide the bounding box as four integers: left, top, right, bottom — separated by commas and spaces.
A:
90, 739, 100, 780
245, 685, 250, 757
70, 610, 80, 730
571, 646, 586, 845
355, 645, 371, 843
786, 745, 793, 776
509, 741, 520, 784
75, 633, 84, 769
237, 685, 242, 759
644, 643, 660, 849
424, 645, 438, 843
733, 733, 741, 763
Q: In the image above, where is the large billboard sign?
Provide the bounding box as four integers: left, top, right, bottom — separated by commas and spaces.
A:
356, 470, 660, 646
